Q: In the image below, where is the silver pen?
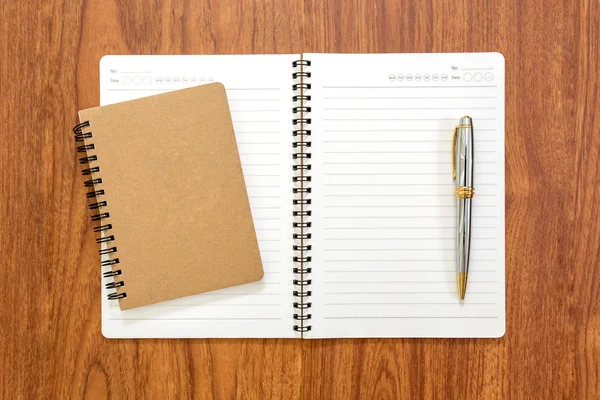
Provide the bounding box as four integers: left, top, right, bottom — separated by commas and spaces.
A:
453, 116, 474, 300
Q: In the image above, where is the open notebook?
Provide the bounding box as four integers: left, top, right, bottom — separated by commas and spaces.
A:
99, 53, 505, 338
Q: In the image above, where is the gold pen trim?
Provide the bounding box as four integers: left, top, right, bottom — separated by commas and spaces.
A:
457, 273, 468, 300
456, 186, 475, 198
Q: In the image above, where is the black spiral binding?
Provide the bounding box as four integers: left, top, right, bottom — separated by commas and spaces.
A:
292, 58, 312, 334
73, 121, 126, 301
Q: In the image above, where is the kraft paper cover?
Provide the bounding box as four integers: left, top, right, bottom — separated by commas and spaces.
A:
78, 83, 264, 310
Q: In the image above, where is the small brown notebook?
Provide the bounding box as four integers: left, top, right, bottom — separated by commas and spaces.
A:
74, 83, 264, 310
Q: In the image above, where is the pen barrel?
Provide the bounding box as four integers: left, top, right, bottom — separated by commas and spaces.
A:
456, 198, 472, 274
454, 118, 474, 277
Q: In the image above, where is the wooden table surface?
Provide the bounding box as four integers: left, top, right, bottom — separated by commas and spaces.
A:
1, 0, 599, 398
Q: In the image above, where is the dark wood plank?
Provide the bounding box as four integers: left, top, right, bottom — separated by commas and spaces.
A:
0, 0, 598, 398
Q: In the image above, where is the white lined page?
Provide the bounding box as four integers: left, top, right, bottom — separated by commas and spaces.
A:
99, 55, 296, 338
307, 53, 505, 338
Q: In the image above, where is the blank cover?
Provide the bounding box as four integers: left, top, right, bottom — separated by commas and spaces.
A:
77, 83, 264, 310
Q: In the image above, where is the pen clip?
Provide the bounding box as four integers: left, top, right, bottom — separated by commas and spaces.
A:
452, 126, 458, 180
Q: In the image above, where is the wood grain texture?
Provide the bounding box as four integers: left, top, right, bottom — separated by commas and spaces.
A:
0, 0, 598, 398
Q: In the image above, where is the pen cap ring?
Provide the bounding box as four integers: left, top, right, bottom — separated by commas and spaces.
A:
456, 186, 475, 198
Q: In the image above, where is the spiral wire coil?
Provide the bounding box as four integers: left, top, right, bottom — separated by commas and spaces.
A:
73, 121, 126, 300
292, 59, 312, 333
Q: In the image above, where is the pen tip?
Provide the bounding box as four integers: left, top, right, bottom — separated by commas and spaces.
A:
457, 273, 468, 300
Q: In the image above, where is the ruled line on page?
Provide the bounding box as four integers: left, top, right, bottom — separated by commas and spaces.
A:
323, 160, 497, 164
230, 109, 281, 112
322, 150, 498, 154
323, 259, 497, 262
323, 107, 498, 110
324, 302, 497, 306
323, 216, 459, 219
323, 226, 499, 229
237, 142, 281, 145
323, 248, 498, 252
324, 259, 454, 262
323, 270, 499, 273
323, 129, 498, 132
235, 131, 281, 134
322, 185, 451, 189
323, 117, 497, 121
322, 183, 498, 186
321, 205, 486, 209
109, 317, 284, 321
323, 291, 499, 295
323, 281, 499, 284
226, 88, 282, 91
323, 193, 498, 198
323, 96, 498, 100
322, 206, 496, 209
322, 139, 499, 143
323, 236, 498, 240
323, 217, 456, 220
321, 172, 498, 176
323, 194, 453, 198
322, 316, 499, 319
106, 88, 282, 92
191, 293, 283, 296
239, 152, 281, 156
246, 281, 283, 284
322, 85, 498, 89
229, 98, 280, 101
232, 121, 281, 124
108, 303, 283, 308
